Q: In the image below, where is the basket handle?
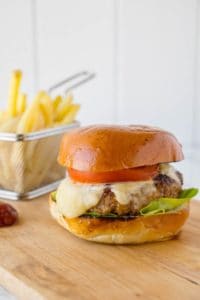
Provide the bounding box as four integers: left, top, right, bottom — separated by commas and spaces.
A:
48, 71, 95, 95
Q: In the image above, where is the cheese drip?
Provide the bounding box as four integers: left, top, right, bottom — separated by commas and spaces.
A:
56, 164, 181, 218
111, 181, 156, 205
56, 179, 103, 218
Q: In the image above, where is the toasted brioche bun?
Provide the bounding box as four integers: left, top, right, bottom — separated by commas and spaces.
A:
49, 196, 189, 244
58, 125, 184, 172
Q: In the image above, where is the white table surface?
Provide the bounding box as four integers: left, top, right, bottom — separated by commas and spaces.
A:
0, 288, 15, 300
0, 153, 199, 299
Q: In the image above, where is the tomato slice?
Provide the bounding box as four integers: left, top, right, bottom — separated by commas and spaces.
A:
68, 165, 159, 183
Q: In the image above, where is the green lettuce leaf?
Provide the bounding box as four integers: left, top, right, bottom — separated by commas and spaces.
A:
51, 191, 57, 202
140, 188, 199, 216
179, 188, 199, 198
83, 212, 119, 218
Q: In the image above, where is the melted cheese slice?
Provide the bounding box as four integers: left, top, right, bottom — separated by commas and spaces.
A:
111, 181, 156, 205
160, 163, 181, 183
56, 164, 180, 218
56, 179, 104, 218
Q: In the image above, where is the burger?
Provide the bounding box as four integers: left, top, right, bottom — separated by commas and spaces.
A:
49, 125, 198, 244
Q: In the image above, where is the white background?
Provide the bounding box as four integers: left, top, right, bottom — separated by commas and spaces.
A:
0, 0, 199, 148
0, 0, 199, 178
0, 1, 199, 298
0, 0, 199, 185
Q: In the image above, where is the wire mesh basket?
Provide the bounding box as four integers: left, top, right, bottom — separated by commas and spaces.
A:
0, 122, 79, 200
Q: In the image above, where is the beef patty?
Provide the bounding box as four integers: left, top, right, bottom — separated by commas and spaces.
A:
88, 172, 183, 216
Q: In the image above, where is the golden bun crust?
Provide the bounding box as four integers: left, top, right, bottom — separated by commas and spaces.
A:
58, 125, 184, 172
49, 196, 189, 244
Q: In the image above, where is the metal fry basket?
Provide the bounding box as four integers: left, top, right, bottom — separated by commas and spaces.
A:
0, 122, 79, 200
0, 71, 95, 200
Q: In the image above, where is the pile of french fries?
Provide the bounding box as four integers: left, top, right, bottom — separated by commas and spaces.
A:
0, 70, 80, 133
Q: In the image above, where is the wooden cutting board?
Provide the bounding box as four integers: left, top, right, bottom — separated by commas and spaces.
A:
0, 197, 199, 300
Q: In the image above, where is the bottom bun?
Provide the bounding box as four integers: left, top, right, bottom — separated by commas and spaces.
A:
49, 196, 189, 244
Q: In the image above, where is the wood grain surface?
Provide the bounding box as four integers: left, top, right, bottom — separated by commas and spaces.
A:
0, 197, 199, 300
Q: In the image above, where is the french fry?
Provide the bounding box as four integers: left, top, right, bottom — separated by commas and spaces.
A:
59, 104, 80, 124
31, 108, 46, 132
52, 96, 62, 112
16, 101, 45, 133
36, 91, 54, 125
8, 70, 22, 117
17, 93, 27, 115
17, 105, 34, 133
55, 94, 73, 122
3, 70, 80, 134
16, 107, 34, 133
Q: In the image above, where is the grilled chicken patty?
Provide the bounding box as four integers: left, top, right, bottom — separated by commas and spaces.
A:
88, 170, 183, 216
